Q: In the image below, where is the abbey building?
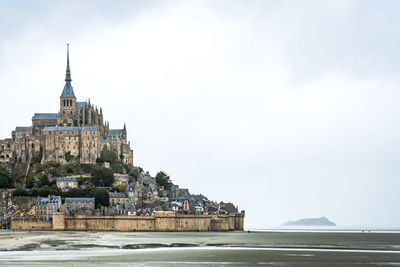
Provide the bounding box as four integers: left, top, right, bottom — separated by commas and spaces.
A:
0, 45, 133, 165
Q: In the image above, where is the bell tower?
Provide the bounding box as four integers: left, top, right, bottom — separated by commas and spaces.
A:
59, 43, 76, 126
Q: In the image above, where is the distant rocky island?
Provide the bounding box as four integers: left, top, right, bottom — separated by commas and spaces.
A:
282, 217, 336, 226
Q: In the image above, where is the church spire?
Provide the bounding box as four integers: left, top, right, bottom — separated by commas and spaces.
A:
61, 43, 76, 98
65, 43, 72, 82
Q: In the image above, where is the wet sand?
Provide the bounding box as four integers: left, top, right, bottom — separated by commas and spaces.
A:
0, 230, 399, 266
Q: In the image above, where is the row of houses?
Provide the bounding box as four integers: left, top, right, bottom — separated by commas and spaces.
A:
35, 196, 94, 220
36, 171, 239, 219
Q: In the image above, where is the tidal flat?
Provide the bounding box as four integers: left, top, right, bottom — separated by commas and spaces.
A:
0, 230, 399, 266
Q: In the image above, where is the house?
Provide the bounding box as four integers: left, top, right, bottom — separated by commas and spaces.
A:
143, 186, 159, 203
35, 195, 61, 220
219, 202, 238, 214
194, 201, 204, 215
142, 179, 154, 186
170, 185, 179, 199
160, 197, 169, 203
151, 187, 159, 200
138, 171, 153, 183
137, 207, 152, 216
64, 197, 95, 215
183, 199, 190, 214
178, 189, 190, 198
126, 182, 143, 205
159, 188, 168, 197
56, 177, 78, 191
117, 202, 136, 215
206, 205, 218, 215
114, 173, 130, 185
109, 192, 129, 206
171, 201, 182, 212
105, 206, 117, 216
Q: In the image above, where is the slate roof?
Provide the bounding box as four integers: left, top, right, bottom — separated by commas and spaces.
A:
15, 127, 32, 132
109, 192, 128, 198
37, 196, 60, 205
81, 126, 99, 131
171, 185, 178, 191
44, 126, 99, 132
32, 113, 59, 120
222, 202, 238, 213
76, 102, 88, 107
37, 198, 49, 204
109, 129, 123, 136
65, 197, 94, 203
178, 191, 189, 198
61, 81, 76, 98
154, 206, 163, 211
142, 179, 153, 185
207, 206, 218, 212
56, 177, 77, 182
122, 202, 136, 211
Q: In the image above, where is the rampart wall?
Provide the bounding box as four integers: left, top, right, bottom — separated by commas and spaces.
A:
11, 217, 52, 230
10, 212, 244, 232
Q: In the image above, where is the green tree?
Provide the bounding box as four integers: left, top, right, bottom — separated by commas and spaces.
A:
65, 151, 74, 162
91, 166, 115, 187
25, 175, 35, 189
115, 183, 126, 193
13, 188, 29, 196
30, 147, 43, 166
66, 163, 76, 174
39, 174, 50, 187
94, 188, 109, 208
50, 184, 61, 195
155, 171, 173, 190
82, 187, 96, 198
38, 185, 51, 197
68, 187, 83, 197
30, 189, 39, 197
47, 167, 57, 177
0, 167, 11, 188
128, 166, 143, 180
111, 161, 124, 173
100, 147, 118, 164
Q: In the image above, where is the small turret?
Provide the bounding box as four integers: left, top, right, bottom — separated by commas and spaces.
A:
122, 123, 127, 142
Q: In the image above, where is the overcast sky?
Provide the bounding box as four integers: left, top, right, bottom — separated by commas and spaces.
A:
1, 0, 400, 228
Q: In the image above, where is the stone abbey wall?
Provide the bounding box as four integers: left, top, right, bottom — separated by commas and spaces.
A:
11, 212, 244, 232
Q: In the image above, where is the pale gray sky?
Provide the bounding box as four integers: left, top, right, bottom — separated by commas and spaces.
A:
1, 0, 400, 228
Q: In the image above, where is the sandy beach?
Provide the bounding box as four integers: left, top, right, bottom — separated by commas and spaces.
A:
0, 230, 400, 266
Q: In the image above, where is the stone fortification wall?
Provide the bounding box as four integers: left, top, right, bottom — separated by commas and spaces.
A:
11, 211, 245, 232
156, 214, 212, 231
11, 217, 52, 230
64, 215, 155, 231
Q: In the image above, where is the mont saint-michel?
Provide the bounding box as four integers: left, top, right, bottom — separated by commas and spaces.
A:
0, 46, 244, 231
